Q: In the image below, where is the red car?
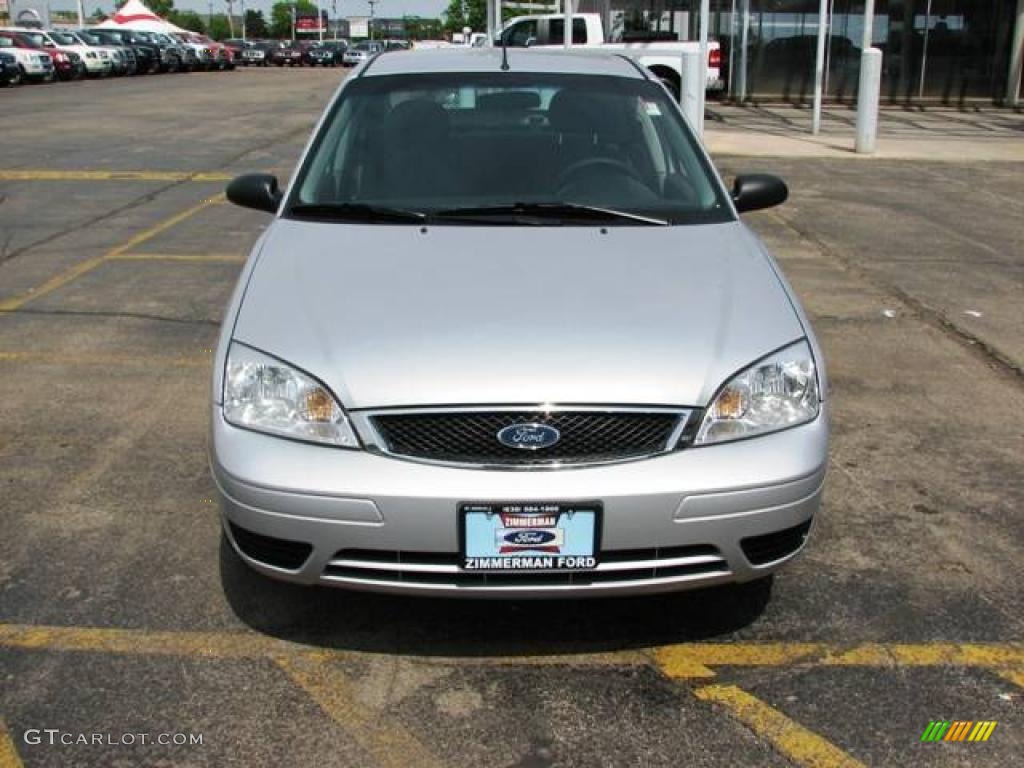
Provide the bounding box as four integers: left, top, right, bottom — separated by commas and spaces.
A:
6, 31, 82, 81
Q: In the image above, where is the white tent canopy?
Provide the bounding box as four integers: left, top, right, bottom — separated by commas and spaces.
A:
95, 0, 189, 34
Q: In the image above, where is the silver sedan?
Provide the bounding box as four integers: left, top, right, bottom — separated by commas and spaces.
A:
213, 48, 828, 598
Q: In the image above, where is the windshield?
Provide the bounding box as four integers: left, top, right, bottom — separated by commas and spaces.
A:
50, 32, 79, 45
354, 42, 374, 52
21, 32, 46, 47
290, 72, 730, 226
0, 34, 18, 47
76, 31, 101, 44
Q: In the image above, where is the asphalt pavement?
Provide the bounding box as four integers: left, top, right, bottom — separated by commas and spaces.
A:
0, 68, 1021, 768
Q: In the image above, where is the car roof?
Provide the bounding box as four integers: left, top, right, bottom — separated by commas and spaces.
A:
363, 48, 645, 79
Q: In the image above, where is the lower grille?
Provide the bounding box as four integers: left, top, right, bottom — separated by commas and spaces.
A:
229, 522, 312, 570
371, 409, 690, 468
740, 519, 813, 565
323, 545, 729, 589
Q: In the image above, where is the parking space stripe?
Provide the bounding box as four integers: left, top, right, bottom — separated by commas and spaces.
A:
110, 253, 246, 263
653, 642, 1024, 670
275, 655, 443, 768
693, 684, 867, 768
996, 668, 1024, 689
0, 195, 225, 313
0, 719, 24, 768
0, 170, 231, 182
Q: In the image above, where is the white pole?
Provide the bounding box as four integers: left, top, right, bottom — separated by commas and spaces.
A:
737, 0, 749, 102
855, 48, 881, 153
680, 48, 703, 135
727, 0, 736, 98
918, 0, 932, 99
487, 0, 495, 46
855, 0, 880, 153
317, 0, 323, 41
812, 0, 827, 134
76, 0, 84, 26
697, 0, 708, 133
861, 0, 874, 49
1008, 0, 1024, 106
564, 0, 571, 49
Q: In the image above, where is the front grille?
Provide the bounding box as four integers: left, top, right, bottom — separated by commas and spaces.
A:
740, 519, 813, 565
229, 522, 312, 570
323, 545, 729, 589
372, 409, 688, 467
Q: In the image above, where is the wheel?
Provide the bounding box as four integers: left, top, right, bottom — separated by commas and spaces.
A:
10, 66, 23, 86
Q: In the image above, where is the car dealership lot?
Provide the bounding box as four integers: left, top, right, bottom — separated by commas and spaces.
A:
0, 68, 1022, 767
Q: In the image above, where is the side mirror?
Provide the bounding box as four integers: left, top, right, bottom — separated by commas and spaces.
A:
524, 37, 536, 48
733, 173, 786, 211
226, 173, 282, 213
732, 174, 788, 213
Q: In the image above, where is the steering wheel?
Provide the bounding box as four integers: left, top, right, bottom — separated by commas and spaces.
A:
556, 157, 644, 192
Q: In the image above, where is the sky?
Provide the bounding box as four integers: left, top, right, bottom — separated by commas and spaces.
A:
44, 0, 451, 22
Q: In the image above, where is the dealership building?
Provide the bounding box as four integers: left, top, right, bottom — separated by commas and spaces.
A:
575, 0, 1023, 105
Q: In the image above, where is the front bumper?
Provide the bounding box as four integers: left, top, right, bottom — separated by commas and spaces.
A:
212, 403, 828, 597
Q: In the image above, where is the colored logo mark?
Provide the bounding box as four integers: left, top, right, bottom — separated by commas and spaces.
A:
920, 721, 997, 742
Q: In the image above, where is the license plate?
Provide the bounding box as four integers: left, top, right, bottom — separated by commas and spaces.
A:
460, 502, 600, 572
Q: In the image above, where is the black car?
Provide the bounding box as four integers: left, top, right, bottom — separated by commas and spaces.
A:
303, 41, 347, 67
240, 41, 272, 66
88, 28, 159, 74
0, 51, 20, 86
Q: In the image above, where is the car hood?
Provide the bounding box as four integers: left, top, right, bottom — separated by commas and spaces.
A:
232, 220, 805, 409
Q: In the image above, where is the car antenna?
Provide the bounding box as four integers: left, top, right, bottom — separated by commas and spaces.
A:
500, 28, 510, 71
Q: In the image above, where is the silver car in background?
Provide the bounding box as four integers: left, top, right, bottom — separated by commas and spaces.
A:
214, 49, 828, 598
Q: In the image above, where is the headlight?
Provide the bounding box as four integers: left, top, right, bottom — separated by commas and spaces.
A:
223, 343, 360, 448
695, 340, 820, 446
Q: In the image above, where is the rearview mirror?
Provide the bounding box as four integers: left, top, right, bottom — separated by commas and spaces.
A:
226, 173, 282, 214
732, 174, 788, 213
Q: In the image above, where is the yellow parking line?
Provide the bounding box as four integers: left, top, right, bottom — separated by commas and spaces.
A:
0, 195, 225, 312
276, 655, 443, 768
110, 253, 246, 264
0, 720, 23, 768
652, 642, 1024, 670
694, 684, 867, 768
0, 170, 232, 182
996, 668, 1024, 689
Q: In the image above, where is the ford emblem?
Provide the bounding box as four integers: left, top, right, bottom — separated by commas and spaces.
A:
504, 530, 557, 545
496, 423, 561, 451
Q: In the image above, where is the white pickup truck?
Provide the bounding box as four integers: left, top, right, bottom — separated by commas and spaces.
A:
496, 13, 721, 97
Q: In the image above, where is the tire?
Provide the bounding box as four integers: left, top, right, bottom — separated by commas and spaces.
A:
9, 66, 23, 86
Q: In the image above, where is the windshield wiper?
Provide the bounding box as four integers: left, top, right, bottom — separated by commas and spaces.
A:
289, 203, 426, 223
431, 202, 669, 226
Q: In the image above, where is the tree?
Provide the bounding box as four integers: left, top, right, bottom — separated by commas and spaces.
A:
208, 13, 232, 40
403, 16, 443, 41
90, 8, 109, 22
244, 9, 267, 39
270, 0, 315, 40
168, 9, 206, 33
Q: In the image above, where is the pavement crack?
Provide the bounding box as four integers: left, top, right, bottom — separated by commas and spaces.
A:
769, 209, 1024, 385
2, 307, 220, 328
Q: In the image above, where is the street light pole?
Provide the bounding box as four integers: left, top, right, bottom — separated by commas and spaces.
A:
368, 0, 376, 41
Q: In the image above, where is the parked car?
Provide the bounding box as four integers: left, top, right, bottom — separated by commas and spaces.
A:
223, 38, 248, 62
3, 30, 79, 80
497, 13, 722, 97
132, 30, 184, 72
341, 40, 383, 66
241, 41, 272, 66
68, 29, 136, 75
215, 49, 827, 597
270, 42, 304, 67
171, 32, 213, 70
86, 27, 159, 74
1, 28, 110, 77
304, 42, 347, 67
0, 50, 21, 85
0, 31, 53, 81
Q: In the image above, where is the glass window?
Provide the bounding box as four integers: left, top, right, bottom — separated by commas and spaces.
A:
549, 18, 588, 45
505, 19, 539, 47
290, 72, 730, 226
